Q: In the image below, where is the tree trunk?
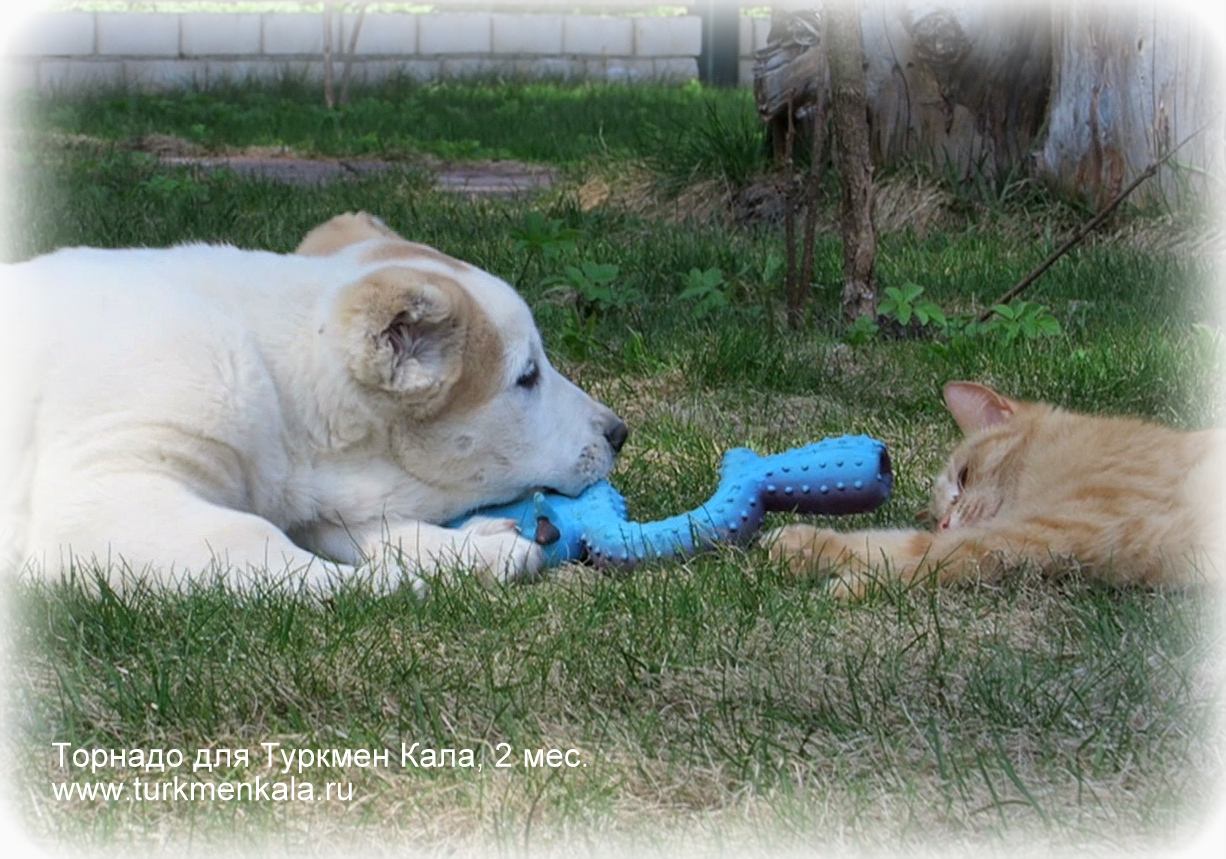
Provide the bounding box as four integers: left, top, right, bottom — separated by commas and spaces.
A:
754, 2, 1221, 210
756, 2, 1051, 186
826, 1, 877, 323
859, 2, 1052, 184
1035, 2, 1224, 208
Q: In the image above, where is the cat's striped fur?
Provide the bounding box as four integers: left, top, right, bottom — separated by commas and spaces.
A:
766, 382, 1225, 598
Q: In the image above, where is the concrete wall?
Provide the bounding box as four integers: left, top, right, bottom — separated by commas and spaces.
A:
3, 10, 774, 93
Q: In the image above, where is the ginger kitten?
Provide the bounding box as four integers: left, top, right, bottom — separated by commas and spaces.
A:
766, 382, 1225, 598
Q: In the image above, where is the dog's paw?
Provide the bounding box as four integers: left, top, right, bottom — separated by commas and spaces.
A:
466, 529, 544, 587
453, 516, 543, 585
457, 516, 520, 538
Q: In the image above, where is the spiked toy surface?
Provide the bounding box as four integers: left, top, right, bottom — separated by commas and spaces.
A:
449, 435, 893, 569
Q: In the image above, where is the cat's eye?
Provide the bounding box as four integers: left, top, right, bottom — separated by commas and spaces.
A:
956, 466, 969, 489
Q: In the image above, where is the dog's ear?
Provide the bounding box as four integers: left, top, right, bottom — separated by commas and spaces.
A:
338, 268, 469, 414
296, 212, 403, 256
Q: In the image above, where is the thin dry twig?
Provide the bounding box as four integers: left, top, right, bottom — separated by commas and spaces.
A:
978, 113, 1221, 322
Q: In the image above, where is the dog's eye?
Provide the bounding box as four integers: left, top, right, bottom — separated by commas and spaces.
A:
515, 361, 540, 390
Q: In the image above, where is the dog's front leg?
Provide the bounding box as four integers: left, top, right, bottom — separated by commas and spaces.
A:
302, 518, 544, 593
23, 473, 355, 593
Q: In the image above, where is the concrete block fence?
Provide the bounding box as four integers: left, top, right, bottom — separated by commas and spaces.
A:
3, 8, 776, 94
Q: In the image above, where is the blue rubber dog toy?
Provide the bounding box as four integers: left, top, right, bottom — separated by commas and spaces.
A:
449, 435, 892, 570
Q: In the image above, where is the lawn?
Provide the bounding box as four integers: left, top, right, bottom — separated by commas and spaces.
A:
4, 79, 1224, 857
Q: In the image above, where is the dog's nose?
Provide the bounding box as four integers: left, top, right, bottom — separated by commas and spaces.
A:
605, 418, 629, 454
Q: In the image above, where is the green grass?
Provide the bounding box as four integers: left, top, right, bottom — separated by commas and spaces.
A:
6, 81, 1225, 855
16, 77, 761, 169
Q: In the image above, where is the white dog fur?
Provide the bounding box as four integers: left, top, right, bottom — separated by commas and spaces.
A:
0, 212, 626, 593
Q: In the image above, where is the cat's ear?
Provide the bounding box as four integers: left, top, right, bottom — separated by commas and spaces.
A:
943, 382, 1018, 434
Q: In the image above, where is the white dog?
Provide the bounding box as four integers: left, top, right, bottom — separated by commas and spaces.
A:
0, 212, 626, 593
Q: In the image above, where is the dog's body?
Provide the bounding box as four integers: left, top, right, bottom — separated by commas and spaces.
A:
1, 213, 625, 591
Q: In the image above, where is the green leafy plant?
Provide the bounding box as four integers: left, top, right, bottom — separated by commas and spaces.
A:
878, 282, 947, 329
846, 283, 1062, 346
556, 308, 603, 361
677, 267, 730, 320
544, 260, 640, 358
981, 299, 1063, 344
843, 313, 880, 345
510, 211, 581, 288
545, 261, 630, 316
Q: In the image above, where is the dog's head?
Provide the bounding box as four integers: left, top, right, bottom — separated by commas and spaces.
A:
300, 212, 627, 510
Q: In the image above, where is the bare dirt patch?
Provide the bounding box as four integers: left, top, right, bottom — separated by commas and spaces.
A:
50, 131, 559, 198
163, 153, 556, 197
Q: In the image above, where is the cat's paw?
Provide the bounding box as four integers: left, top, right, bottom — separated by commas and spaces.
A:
763, 524, 853, 572
763, 524, 875, 599
824, 570, 873, 600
